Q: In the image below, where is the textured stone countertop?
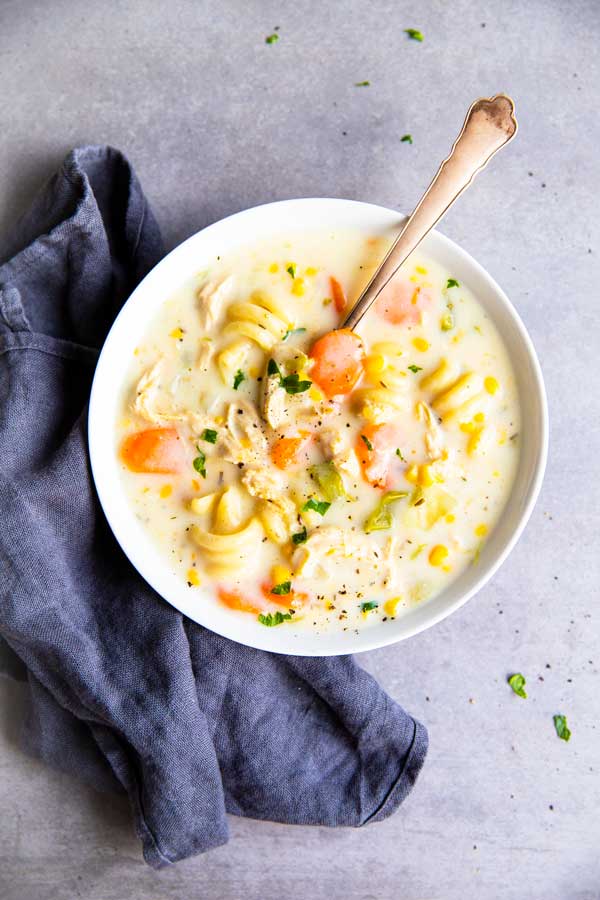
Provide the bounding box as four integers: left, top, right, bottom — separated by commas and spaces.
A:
1, 1, 599, 898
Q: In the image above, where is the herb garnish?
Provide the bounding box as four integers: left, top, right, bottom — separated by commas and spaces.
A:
258, 611, 293, 627
396, 448, 406, 461
192, 446, 207, 478
446, 278, 460, 289
271, 581, 291, 595
303, 498, 331, 516
286, 263, 297, 278
361, 433, 374, 451
265, 33, 279, 44
408, 364, 423, 373
355, 80, 370, 87
401, 134, 413, 144
201, 428, 218, 444
553, 714, 571, 742
233, 369, 246, 390
508, 673, 527, 699
282, 327, 307, 341
292, 526, 308, 545
404, 28, 424, 41
360, 600, 378, 612
267, 358, 312, 394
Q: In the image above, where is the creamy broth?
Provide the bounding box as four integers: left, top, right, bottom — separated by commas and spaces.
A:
116, 229, 519, 632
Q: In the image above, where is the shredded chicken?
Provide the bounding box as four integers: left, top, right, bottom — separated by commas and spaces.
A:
292, 526, 385, 578
197, 339, 214, 372
221, 399, 269, 466
416, 400, 445, 460
197, 275, 236, 331
133, 360, 186, 424
319, 428, 360, 480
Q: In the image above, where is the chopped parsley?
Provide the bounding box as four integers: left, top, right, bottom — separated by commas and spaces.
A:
282, 327, 307, 341
271, 581, 291, 595
291, 526, 308, 545
267, 358, 311, 394
233, 369, 246, 390
404, 28, 424, 41
401, 134, 413, 144
408, 364, 423, 373
360, 600, 378, 612
355, 80, 370, 87
258, 611, 293, 627
396, 448, 406, 461
265, 33, 279, 44
508, 673, 527, 699
192, 447, 206, 478
201, 428, 218, 444
553, 714, 571, 742
303, 498, 331, 516
286, 263, 297, 278
361, 433, 374, 451
446, 278, 460, 289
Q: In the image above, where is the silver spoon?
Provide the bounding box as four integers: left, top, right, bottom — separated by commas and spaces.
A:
342, 94, 518, 331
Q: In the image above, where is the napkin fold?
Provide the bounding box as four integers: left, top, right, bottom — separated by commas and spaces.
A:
0, 146, 428, 868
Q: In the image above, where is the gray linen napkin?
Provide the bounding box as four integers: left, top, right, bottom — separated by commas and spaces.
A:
0, 146, 428, 868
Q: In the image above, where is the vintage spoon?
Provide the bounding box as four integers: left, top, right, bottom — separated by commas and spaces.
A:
341, 94, 518, 331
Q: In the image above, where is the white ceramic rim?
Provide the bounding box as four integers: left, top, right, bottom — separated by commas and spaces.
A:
88, 199, 548, 656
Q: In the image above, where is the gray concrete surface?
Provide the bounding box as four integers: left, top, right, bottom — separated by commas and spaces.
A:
1, 1, 599, 898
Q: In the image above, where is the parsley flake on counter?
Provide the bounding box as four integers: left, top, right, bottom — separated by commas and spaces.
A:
303, 498, 331, 516
508, 673, 527, 699
201, 428, 218, 444
404, 28, 424, 41
271, 581, 291, 595
233, 369, 246, 390
258, 611, 293, 627
265, 33, 279, 44
286, 263, 297, 278
360, 600, 378, 612
192, 447, 207, 478
401, 134, 413, 144
553, 714, 571, 742
408, 364, 423, 374
396, 447, 406, 461
355, 80, 370, 87
292, 526, 308, 545
361, 433, 374, 451
447, 278, 460, 289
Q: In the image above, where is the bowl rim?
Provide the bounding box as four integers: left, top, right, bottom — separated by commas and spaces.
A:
88, 198, 548, 655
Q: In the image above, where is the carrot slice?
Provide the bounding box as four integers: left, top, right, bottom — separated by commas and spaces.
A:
309, 329, 364, 399
356, 422, 405, 488
375, 280, 433, 325
271, 434, 310, 470
261, 582, 308, 609
218, 587, 262, 615
330, 276, 347, 314
121, 427, 185, 474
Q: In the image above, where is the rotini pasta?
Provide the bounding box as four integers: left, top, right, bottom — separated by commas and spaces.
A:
191, 486, 264, 576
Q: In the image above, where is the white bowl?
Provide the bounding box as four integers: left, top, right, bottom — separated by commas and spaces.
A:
88, 199, 548, 656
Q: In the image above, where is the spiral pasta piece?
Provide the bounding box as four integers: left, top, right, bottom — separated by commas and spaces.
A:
191, 486, 264, 575
223, 290, 292, 351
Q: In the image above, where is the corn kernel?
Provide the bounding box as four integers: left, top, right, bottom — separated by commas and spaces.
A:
474, 412, 485, 423
133, 347, 139, 356
215, 415, 224, 425
467, 428, 485, 455
365, 353, 386, 378
309, 385, 324, 402
412, 337, 430, 352
429, 545, 449, 567
169, 327, 185, 340
445, 513, 455, 523
409, 275, 418, 282
384, 596, 402, 616
269, 263, 279, 273
419, 464, 435, 487
271, 564, 292, 585
191, 479, 200, 491
415, 266, 428, 275
248, 366, 259, 378
484, 376, 499, 395
305, 266, 318, 276
291, 278, 305, 296
474, 523, 488, 538
159, 484, 172, 499
187, 568, 201, 586
405, 464, 419, 484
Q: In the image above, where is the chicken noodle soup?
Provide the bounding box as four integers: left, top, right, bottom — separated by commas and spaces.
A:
117, 229, 519, 632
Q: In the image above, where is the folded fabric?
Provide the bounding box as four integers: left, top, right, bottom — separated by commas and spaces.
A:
0, 146, 428, 868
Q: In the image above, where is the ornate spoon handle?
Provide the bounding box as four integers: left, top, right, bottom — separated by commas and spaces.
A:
342, 94, 518, 331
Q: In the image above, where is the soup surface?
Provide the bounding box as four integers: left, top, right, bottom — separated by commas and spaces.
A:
117, 229, 520, 632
